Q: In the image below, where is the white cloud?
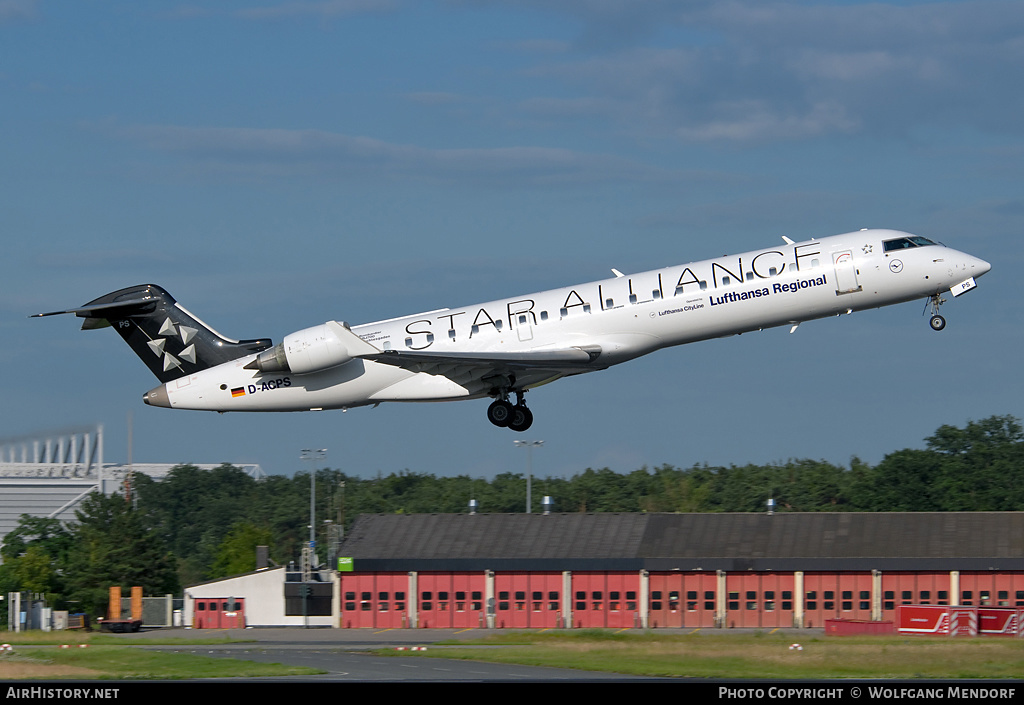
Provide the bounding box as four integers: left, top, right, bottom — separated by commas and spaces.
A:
0, 0, 36, 22
500, 1, 1024, 142
113, 123, 688, 186
233, 0, 398, 19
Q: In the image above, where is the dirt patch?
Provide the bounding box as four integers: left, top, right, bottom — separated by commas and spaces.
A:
0, 661, 102, 679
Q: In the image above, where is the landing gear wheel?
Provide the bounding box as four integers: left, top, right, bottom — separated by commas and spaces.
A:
487, 399, 514, 427
508, 405, 534, 433
924, 294, 947, 331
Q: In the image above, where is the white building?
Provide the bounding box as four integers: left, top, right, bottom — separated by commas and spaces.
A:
0, 426, 263, 547
184, 566, 337, 628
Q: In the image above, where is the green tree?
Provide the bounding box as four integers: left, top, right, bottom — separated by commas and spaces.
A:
63, 492, 179, 616
928, 416, 1024, 510
0, 515, 72, 565
210, 522, 274, 578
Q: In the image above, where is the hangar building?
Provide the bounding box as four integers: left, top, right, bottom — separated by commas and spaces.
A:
335, 512, 1024, 629
185, 512, 1024, 629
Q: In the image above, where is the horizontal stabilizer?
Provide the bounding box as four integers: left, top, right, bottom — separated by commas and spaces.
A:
32, 295, 156, 319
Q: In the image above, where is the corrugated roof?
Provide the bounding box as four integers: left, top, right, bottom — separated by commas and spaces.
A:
339, 512, 1024, 571
342, 513, 649, 560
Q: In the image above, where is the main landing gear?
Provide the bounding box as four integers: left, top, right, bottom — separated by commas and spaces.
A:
925, 294, 947, 331
487, 390, 534, 432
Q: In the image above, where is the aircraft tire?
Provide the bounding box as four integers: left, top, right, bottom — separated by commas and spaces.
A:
929, 315, 946, 331
487, 399, 514, 427
509, 406, 534, 432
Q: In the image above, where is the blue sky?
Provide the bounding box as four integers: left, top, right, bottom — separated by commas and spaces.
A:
3, 1, 1022, 488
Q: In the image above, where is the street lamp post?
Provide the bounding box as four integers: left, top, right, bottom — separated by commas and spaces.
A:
300, 448, 326, 629
513, 440, 544, 514
300, 449, 326, 564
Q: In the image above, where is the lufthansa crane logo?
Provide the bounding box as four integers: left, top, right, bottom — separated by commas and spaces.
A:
889, 259, 904, 273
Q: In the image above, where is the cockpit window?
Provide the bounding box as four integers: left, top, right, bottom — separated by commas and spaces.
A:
882, 236, 938, 252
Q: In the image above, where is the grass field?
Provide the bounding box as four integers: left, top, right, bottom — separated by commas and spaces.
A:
0, 633, 321, 680
2, 629, 1023, 680
385, 629, 1024, 679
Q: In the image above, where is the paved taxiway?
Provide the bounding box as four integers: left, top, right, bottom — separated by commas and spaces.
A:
118, 627, 666, 681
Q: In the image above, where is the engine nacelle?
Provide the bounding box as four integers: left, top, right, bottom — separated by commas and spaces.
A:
247, 322, 358, 375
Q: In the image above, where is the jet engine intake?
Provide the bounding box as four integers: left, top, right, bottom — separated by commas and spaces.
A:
246, 322, 357, 374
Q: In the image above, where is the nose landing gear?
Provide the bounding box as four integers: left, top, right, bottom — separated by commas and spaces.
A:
925, 294, 946, 331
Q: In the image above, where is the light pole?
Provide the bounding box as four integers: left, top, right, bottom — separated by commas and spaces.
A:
300, 448, 326, 629
513, 440, 544, 513
300, 449, 327, 567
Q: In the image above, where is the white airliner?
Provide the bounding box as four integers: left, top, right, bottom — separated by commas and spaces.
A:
36, 229, 989, 432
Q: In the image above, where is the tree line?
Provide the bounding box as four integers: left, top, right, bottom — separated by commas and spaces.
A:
1, 415, 1021, 620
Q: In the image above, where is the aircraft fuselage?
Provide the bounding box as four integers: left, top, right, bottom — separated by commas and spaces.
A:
147, 228, 989, 421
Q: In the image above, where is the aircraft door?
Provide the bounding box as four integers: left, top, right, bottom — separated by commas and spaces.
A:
832, 251, 861, 294
511, 308, 534, 342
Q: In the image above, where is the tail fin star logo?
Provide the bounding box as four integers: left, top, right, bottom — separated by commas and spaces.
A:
148, 317, 199, 372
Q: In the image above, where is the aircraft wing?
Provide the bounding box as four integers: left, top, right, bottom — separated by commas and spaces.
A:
358, 346, 603, 378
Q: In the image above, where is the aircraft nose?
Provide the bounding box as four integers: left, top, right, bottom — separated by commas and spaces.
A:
974, 256, 992, 277
143, 384, 171, 408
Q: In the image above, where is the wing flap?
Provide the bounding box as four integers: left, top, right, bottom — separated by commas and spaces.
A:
359, 346, 601, 374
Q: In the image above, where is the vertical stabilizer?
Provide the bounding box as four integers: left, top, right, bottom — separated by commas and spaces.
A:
34, 284, 273, 383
